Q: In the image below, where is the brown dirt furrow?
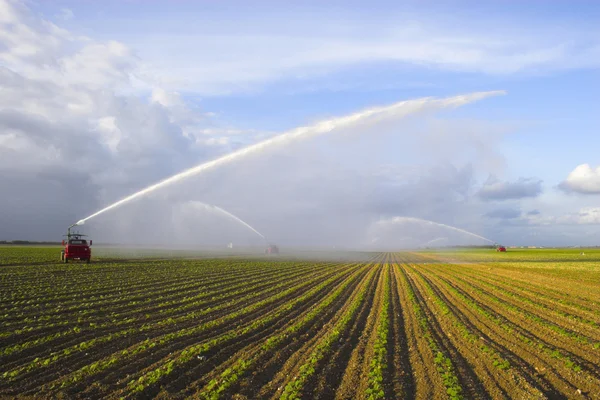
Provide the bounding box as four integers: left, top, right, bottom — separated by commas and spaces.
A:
400, 264, 490, 400
221, 263, 384, 398
222, 262, 377, 400
391, 261, 445, 400
388, 261, 415, 399
414, 253, 600, 306
413, 265, 550, 399
298, 262, 383, 400
135, 261, 376, 400
450, 264, 600, 323
256, 263, 382, 400
442, 269, 600, 370
430, 267, 599, 397
332, 263, 387, 400
441, 265, 600, 341
104, 264, 364, 400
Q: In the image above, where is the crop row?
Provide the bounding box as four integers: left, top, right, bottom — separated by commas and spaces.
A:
2, 249, 599, 399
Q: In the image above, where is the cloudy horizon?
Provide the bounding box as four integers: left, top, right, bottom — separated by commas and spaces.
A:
1, 0, 600, 248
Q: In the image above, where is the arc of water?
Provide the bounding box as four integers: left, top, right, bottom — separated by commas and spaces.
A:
189, 201, 266, 240
377, 216, 494, 244
75, 90, 505, 225
423, 237, 449, 247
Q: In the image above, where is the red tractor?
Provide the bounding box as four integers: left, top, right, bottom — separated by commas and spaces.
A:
61, 226, 92, 263
496, 246, 507, 252
265, 244, 279, 255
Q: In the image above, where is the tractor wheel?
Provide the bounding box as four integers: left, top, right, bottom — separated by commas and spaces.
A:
86, 258, 91, 264
64, 256, 68, 264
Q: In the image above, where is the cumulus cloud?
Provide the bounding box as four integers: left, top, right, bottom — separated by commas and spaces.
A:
558, 164, 600, 194
525, 207, 600, 226
566, 208, 600, 225
478, 176, 543, 201
0, 0, 232, 240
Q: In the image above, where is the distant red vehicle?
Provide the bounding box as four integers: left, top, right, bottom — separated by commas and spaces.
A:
265, 244, 279, 255
496, 246, 507, 252
61, 228, 92, 263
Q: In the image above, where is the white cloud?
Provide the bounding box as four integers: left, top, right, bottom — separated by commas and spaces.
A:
94, 116, 122, 153
478, 177, 543, 201
127, 14, 600, 94
524, 207, 600, 226
0, 0, 231, 239
559, 164, 600, 194
59, 41, 137, 88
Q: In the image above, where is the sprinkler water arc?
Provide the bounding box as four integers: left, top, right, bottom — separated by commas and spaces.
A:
187, 201, 268, 244
73, 90, 506, 226
376, 216, 495, 245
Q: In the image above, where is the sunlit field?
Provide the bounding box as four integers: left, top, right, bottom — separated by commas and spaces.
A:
1, 247, 599, 399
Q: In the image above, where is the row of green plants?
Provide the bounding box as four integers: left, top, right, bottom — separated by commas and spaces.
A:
128, 264, 363, 396
451, 265, 600, 328
0, 246, 59, 265
434, 270, 588, 376
448, 269, 600, 350
0, 258, 286, 307
2, 265, 334, 381
0, 262, 320, 355
196, 263, 378, 399
395, 265, 463, 400
0, 260, 307, 316
278, 266, 380, 400
42, 264, 356, 391
366, 265, 391, 399
407, 266, 511, 372
1, 261, 313, 335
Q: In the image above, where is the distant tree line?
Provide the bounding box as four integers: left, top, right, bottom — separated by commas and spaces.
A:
425, 245, 496, 249
0, 241, 61, 245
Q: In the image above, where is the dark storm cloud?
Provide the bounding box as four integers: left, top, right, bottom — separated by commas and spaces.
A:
478, 176, 543, 201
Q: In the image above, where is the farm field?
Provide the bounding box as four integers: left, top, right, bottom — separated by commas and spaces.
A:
1, 247, 599, 399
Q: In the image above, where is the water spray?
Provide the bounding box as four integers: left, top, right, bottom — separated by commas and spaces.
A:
187, 201, 267, 242
74, 90, 505, 225
422, 237, 449, 247
377, 216, 495, 244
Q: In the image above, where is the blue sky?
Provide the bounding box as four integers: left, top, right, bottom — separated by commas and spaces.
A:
1, 0, 600, 246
